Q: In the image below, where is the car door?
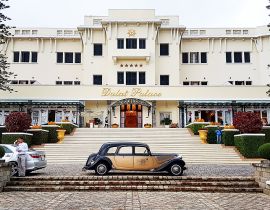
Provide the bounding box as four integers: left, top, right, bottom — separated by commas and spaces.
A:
113, 146, 134, 170
2, 146, 14, 162
133, 146, 155, 171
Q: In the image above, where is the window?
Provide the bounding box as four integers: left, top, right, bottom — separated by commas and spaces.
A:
135, 147, 149, 156
117, 146, 133, 155
13, 52, 20, 62
183, 81, 190, 86
201, 81, 208, 86
93, 75, 102, 85
126, 39, 137, 49
117, 72, 124, 84
117, 39, 124, 49
126, 72, 137, 85
94, 44, 103, 56
226, 52, 232, 63
75, 53, 81, 63
57, 52, 63, 63
243, 30, 249, 35
160, 44, 169, 56
65, 52, 73, 63
74, 81, 81, 85
31, 52, 38, 63
233, 30, 241, 35
191, 81, 200, 86
190, 52, 199, 63
182, 53, 189, 63
63, 81, 73, 85
245, 81, 252, 86
201, 52, 207, 63
234, 52, 242, 63
228, 81, 234, 85
2, 146, 13, 154
160, 75, 169, 85
106, 147, 117, 155
19, 80, 29, 84
244, 52, 250, 63
235, 81, 245, 86
21, 51, 30, 62
11, 80, 18, 84
55, 81, 62, 85
139, 39, 146, 49
139, 72, 146, 84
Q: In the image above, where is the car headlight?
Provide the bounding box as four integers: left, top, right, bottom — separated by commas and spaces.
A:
90, 160, 95, 165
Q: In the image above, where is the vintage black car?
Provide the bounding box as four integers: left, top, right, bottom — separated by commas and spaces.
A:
83, 142, 186, 176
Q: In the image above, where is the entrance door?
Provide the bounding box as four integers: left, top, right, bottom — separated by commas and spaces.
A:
48, 110, 56, 122
125, 111, 137, 128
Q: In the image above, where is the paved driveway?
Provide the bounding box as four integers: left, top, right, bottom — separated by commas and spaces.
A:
0, 191, 270, 210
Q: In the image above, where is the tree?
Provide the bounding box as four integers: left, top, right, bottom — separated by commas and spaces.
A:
0, 0, 15, 92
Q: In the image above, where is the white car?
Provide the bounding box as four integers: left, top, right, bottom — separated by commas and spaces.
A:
0, 144, 47, 176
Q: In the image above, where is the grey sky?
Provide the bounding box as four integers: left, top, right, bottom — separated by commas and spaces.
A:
5, 0, 270, 28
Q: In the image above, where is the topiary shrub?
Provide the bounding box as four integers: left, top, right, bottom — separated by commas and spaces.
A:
41, 125, 60, 143
205, 126, 219, 144
261, 127, 270, 144
258, 143, 270, 160
222, 129, 240, 146
233, 112, 263, 133
1, 133, 33, 146
5, 112, 32, 132
234, 134, 265, 158
56, 123, 77, 134
0, 146, 5, 158
27, 129, 49, 145
0, 126, 7, 143
186, 122, 209, 135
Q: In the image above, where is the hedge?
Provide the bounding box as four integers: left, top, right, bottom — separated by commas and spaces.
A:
1, 133, 33, 146
56, 123, 77, 134
27, 129, 49, 145
222, 129, 240, 146
0, 126, 6, 144
205, 125, 219, 144
186, 122, 210, 135
261, 127, 270, 144
234, 134, 265, 158
41, 125, 60, 143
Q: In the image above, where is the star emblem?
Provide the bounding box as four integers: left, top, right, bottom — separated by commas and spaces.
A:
127, 29, 136, 37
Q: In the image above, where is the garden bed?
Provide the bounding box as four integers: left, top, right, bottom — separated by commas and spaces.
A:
222, 129, 240, 146
1, 132, 33, 146
41, 125, 60, 143
55, 122, 78, 134
27, 129, 49, 145
186, 122, 210, 135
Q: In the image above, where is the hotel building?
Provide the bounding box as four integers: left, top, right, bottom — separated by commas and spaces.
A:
0, 9, 269, 128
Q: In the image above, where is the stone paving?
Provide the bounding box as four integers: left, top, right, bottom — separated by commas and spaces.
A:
29, 163, 255, 177
0, 191, 270, 210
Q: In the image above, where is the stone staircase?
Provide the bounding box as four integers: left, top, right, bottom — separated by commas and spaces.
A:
37, 128, 258, 165
4, 176, 262, 193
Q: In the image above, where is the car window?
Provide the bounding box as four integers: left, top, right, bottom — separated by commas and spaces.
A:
117, 146, 133, 155
2, 146, 13, 153
135, 147, 149, 156
106, 147, 117, 155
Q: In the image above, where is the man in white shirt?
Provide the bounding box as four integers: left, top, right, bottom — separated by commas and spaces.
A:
14, 137, 29, 177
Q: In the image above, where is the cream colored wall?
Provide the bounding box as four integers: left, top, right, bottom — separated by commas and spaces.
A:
156, 101, 179, 127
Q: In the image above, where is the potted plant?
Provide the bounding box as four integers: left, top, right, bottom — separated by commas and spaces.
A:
258, 143, 270, 162
112, 123, 119, 128
48, 121, 56, 125
170, 123, 179, 128
144, 123, 152, 128
56, 124, 66, 143
0, 146, 5, 163
31, 124, 42, 129
198, 127, 208, 144
161, 118, 172, 128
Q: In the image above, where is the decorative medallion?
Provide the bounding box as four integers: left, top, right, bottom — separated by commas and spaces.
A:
127, 29, 136, 37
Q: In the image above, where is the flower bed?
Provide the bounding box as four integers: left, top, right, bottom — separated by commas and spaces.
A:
1, 133, 33, 146
222, 129, 240, 146
41, 125, 60, 143
234, 134, 265, 158
186, 122, 210, 135
27, 129, 49, 145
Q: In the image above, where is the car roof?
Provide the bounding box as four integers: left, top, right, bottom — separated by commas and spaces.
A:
102, 142, 148, 147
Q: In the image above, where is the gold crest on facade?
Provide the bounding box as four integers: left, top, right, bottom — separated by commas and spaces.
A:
127, 29, 136, 37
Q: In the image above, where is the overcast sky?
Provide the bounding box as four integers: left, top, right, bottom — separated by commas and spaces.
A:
4, 0, 270, 28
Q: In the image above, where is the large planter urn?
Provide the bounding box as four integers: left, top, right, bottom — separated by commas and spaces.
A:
198, 129, 208, 144
56, 129, 66, 143
112, 124, 119, 128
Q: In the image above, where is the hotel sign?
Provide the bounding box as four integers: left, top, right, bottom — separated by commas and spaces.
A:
101, 88, 162, 98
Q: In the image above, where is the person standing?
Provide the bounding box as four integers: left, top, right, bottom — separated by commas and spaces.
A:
104, 116, 109, 128
14, 137, 28, 177
215, 127, 222, 144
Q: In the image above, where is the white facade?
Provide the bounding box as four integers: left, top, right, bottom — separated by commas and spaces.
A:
0, 9, 270, 127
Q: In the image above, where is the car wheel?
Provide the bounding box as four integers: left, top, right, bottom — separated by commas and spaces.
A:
10, 162, 18, 176
169, 163, 183, 176
95, 162, 108, 175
